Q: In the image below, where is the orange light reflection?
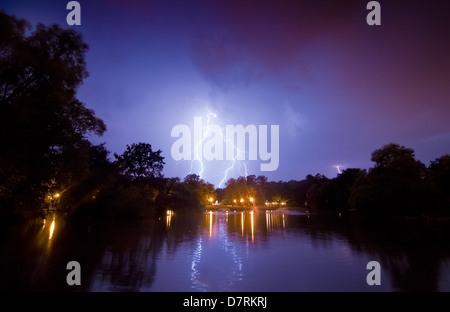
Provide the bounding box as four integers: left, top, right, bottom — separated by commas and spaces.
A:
241, 212, 244, 236
250, 211, 254, 242
209, 211, 213, 237
49, 219, 55, 240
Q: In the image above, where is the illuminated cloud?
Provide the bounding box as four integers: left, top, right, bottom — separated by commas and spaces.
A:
3, 0, 450, 184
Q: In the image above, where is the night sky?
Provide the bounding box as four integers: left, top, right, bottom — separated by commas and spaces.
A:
3, 0, 450, 187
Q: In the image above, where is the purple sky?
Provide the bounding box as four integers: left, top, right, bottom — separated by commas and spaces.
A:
3, 0, 450, 187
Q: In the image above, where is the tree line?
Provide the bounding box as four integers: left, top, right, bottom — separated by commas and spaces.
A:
1, 12, 449, 220
218, 143, 450, 217
0, 12, 215, 219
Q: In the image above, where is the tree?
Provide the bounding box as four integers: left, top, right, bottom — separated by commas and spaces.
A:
370, 143, 425, 178
224, 176, 256, 205
306, 168, 364, 211
351, 143, 427, 214
183, 173, 201, 184
304, 174, 329, 210
255, 175, 268, 201
0, 12, 106, 213
428, 155, 450, 209
428, 155, 450, 192
114, 143, 165, 180
182, 174, 215, 207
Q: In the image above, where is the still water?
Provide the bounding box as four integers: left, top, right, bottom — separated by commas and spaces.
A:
1, 209, 450, 292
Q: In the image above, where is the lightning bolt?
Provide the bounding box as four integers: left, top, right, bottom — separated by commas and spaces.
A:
190, 107, 216, 179
218, 133, 247, 188
189, 104, 248, 187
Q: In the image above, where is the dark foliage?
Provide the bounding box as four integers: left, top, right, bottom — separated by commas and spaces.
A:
2, 12, 449, 220
0, 12, 105, 215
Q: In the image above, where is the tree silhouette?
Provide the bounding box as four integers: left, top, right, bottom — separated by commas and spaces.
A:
350, 143, 428, 214
0, 12, 106, 213
428, 154, 450, 209
224, 176, 256, 205
182, 174, 215, 206
114, 143, 165, 180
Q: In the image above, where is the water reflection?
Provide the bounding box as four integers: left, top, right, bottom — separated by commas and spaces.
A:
250, 211, 254, 242
191, 211, 243, 291
49, 218, 55, 240
166, 210, 173, 228
184, 210, 450, 291
265, 210, 287, 233
90, 219, 166, 292
209, 211, 213, 237
1, 210, 450, 291
191, 235, 204, 290
217, 210, 292, 241
241, 212, 244, 237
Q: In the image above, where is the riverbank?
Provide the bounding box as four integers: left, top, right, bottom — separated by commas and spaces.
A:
203, 204, 309, 213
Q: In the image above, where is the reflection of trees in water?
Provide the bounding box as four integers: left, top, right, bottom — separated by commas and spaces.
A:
3, 211, 449, 291
191, 214, 244, 291
94, 222, 162, 291
0, 212, 203, 291
92, 212, 202, 291
382, 252, 442, 291
0, 219, 49, 291
91, 212, 450, 292
300, 214, 450, 291
0, 216, 111, 291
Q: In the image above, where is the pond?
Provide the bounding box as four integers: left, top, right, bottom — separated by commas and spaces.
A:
1, 209, 450, 292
